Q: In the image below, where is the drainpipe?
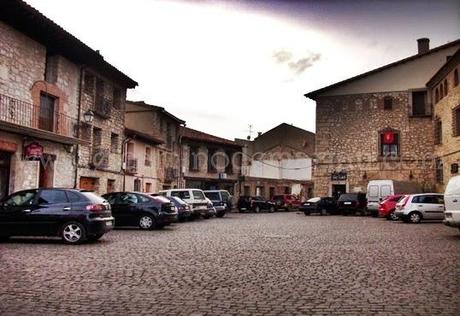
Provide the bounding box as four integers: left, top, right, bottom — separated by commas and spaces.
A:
121, 136, 133, 191
74, 66, 84, 188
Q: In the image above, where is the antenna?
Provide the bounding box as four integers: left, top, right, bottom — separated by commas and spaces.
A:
246, 124, 253, 140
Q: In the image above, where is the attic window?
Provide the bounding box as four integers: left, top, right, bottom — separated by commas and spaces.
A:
383, 96, 393, 110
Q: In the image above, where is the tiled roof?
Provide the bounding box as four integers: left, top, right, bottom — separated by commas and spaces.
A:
126, 100, 185, 124
125, 128, 164, 145
180, 127, 241, 148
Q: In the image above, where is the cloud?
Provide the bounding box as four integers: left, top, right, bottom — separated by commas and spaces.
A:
288, 53, 321, 74
273, 50, 321, 75
273, 50, 293, 63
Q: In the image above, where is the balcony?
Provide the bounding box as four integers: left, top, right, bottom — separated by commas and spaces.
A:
94, 96, 112, 118
126, 158, 138, 174
0, 93, 82, 145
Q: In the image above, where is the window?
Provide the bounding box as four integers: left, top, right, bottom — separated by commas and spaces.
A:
368, 185, 379, 198
3, 190, 37, 207
38, 190, 68, 204
435, 158, 443, 184
171, 190, 191, 200
380, 131, 399, 157
454, 69, 459, 87
381, 185, 391, 198
192, 190, 206, 200
444, 79, 448, 96
383, 96, 393, 110
189, 146, 200, 171
84, 72, 95, 94
113, 87, 122, 108
440, 83, 444, 98
208, 148, 217, 172
134, 179, 141, 192
107, 179, 115, 193
434, 118, 442, 145
67, 191, 83, 203
453, 106, 460, 137
145, 182, 152, 192
145, 147, 151, 166
435, 88, 439, 103
119, 193, 138, 205
411, 90, 427, 116
110, 133, 119, 153
92, 127, 102, 150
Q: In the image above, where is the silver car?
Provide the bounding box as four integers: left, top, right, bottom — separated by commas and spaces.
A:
394, 193, 445, 223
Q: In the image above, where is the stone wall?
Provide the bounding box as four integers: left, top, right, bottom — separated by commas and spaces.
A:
314, 92, 435, 196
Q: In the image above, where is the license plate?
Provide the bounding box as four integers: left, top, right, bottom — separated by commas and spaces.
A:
105, 221, 113, 227
344, 202, 352, 205
240, 208, 247, 210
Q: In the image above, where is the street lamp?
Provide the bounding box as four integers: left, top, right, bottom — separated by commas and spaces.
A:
83, 110, 94, 124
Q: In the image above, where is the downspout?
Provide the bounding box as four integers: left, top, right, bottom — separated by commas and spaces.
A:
121, 136, 133, 191
74, 66, 84, 188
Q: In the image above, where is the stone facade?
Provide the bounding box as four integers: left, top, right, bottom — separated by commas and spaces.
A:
429, 51, 460, 192
313, 92, 435, 197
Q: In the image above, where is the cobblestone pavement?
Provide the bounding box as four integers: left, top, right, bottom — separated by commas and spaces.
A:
0, 212, 459, 315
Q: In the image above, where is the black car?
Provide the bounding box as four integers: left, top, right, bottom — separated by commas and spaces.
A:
102, 192, 177, 229
301, 197, 338, 215
237, 196, 275, 213
337, 193, 368, 216
0, 188, 114, 244
166, 196, 192, 221
204, 190, 229, 218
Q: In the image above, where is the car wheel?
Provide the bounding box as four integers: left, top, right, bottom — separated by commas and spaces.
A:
254, 205, 260, 213
61, 222, 86, 244
216, 212, 225, 218
409, 211, 422, 224
269, 206, 275, 213
389, 211, 399, 221
139, 215, 155, 230
87, 234, 104, 242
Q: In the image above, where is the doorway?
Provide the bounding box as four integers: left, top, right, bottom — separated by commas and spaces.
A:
0, 151, 11, 200
39, 154, 55, 188
332, 184, 346, 199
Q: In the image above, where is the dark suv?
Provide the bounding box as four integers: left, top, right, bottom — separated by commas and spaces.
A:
237, 196, 275, 213
300, 197, 338, 215
0, 188, 114, 244
103, 192, 177, 229
338, 193, 368, 216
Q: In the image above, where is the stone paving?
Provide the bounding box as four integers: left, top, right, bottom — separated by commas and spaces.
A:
0, 212, 459, 315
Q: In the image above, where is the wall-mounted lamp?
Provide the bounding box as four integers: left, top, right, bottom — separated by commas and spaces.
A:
83, 110, 94, 124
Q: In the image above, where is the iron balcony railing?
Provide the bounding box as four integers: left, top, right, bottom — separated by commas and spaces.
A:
0, 93, 78, 138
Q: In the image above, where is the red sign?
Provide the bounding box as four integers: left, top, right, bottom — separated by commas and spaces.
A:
383, 132, 395, 144
24, 142, 44, 160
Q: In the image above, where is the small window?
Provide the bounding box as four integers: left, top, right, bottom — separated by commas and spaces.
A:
110, 133, 119, 153
38, 190, 68, 204
411, 90, 427, 116
66, 191, 83, 203
134, 179, 141, 192
145, 182, 152, 192
454, 69, 459, 87
368, 185, 379, 198
434, 118, 442, 145
107, 179, 115, 193
381, 185, 391, 198
3, 190, 38, 207
44, 53, 58, 84
145, 147, 151, 166
192, 190, 205, 200
380, 131, 399, 157
119, 193, 138, 205
435, 158, 443, 184
189, 146, 200, 171
92, 127, 102, 149
383, 96, 393, 110
453, 106, 460, 137
84, 72, 95, 94
444, 79, 448, 96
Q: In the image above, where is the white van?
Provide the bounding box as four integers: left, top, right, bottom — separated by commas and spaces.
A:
366, 180, 421, 216
443, 175, 460, 231
159, 189, 210, 218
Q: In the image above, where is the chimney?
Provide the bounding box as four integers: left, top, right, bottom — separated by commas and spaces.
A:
417, 38, 430, 54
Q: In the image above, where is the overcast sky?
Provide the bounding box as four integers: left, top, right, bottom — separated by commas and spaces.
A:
25, 0, 460, 139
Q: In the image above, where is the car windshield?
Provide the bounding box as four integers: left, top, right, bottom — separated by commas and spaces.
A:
3, 190, 37, 206
81, 192, 106, 203
338, 194, 357, 201
192, 190, 205, 200
307, 197, 321, 203
205, 192, 220, 201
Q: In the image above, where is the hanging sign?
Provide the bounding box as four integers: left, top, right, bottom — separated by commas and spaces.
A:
24, 142, 44, 160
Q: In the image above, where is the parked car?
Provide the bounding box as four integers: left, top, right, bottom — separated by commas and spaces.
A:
378, 194, 404, 220
301, 197, 338, 215
237, 196, 275, 213
203, 190, 233, 216
338, 193, 367, 215
0, 188, 114, 244
394, 193, 445, 223
204, 190, 230, 217
102, 192, 177, 229
444, 175, 460, 231
165, 196, 192, 222
366, 180, 421, 216
205, 197, 217, 219
271, 194, 301, 211
159, 189, 210, 219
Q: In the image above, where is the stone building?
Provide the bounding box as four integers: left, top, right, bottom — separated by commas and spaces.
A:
236, 123, 315, 199
180, 127, 242, 194
125, 101, 185, 191
428, 49, 460, 192
0, 0, 136, 198
305, 38, 460, 197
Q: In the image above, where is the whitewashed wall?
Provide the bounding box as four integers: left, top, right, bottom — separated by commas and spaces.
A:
247, 158, 311, 181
